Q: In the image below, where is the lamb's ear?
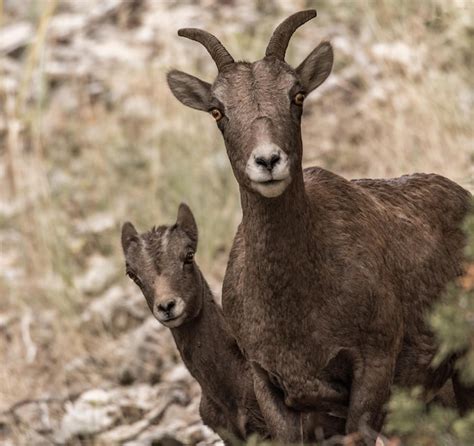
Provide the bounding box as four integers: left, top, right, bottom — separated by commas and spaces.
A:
121, 222, 138, 254
167, 69, 212, 111
296, 41, 333, 93
176, 203, 198, 250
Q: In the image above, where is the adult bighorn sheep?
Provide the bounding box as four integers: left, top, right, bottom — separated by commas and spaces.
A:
167, 9, 472, 443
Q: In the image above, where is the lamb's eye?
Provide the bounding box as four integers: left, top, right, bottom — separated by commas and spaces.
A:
294, 92, 305, 105
210, 108, 223, 121
184, 252, 194, 264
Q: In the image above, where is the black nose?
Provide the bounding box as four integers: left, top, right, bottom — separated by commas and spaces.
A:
158, 299, 176, 313
255, 153, 281, 171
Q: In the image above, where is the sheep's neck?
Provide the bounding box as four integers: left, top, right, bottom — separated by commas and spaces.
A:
240, 171, 318, 287
171, 280, 247, 408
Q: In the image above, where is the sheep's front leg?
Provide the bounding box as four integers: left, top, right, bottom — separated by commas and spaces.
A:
251, 362, 304, 444
346, 355, 395, 445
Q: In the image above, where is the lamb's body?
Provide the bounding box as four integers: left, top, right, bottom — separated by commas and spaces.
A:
223, 167, 470, 432
120, 208, 267, 442
170, 278, 268, 441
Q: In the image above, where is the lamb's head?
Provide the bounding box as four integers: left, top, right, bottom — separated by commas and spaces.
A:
121, 204, 202, 328
167, 10, 333, 198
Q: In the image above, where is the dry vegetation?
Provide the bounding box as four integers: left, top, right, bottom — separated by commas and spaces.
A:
0, 0, 472, 444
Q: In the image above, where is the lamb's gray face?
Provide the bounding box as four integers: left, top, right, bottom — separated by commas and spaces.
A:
121, 204, 201, 328
167, 10, 333, 199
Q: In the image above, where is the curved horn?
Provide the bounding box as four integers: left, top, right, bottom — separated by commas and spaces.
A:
178, 28, 234, 71
265, 10, 317, 61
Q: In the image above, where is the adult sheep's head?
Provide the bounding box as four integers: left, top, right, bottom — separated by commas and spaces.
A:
167, 10, 333, 198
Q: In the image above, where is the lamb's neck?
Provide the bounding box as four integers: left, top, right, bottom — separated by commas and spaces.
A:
171, 277, 246, 403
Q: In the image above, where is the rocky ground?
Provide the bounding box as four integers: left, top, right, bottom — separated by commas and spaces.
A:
0, 1, 472, 445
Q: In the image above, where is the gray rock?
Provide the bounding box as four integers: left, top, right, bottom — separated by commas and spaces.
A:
81, 284, 147, 334
48, 14, 87, 41
58, 388, 119, 441
0, 22, 33, 55
115, 317, 177, 385
74, 254, 118, 295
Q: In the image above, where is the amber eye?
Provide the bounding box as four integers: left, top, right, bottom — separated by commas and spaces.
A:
184, 251, 194, 264
210, 108, 223, 121
294, 92, 305, 105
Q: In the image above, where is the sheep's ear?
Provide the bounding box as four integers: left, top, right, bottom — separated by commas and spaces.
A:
121, 222, 138, 254
176, 203, 198, 250
167, 70, 212, 111
296, 41, 333, 93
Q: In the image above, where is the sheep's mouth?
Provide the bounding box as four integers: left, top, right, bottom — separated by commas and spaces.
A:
250, 176, 291, 198
260, 179, 284, 185
161, 314, 186, 328
156, 311, 187, 328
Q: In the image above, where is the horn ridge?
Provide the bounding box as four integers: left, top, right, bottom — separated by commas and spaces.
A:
178, 28, 234, 71
265, 9, 317, 61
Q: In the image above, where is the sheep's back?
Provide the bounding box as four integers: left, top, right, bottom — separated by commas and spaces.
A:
351, 173, 471, 232
352, 173, 471, 285
304, 167, 470, 280
304, 166, 471, 320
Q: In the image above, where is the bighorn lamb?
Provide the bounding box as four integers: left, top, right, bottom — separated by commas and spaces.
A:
167, 10, 472, 443
121, 204, 346, 443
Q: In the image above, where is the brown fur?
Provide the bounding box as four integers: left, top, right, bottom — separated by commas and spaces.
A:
121, 205, 347, 443
167, 10, 473, 444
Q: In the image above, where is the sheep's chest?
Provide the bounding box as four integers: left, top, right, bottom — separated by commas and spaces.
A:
230, 271, 353, 409
256, 343, 349, 412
